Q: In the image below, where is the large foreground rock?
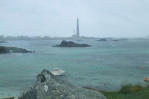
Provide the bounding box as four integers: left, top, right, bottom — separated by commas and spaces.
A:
0, 46, 32, 54
54, 40, 91, 47
18, 69, 106, 99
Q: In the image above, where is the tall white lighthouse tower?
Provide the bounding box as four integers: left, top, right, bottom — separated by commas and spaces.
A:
76, 18, 80, 38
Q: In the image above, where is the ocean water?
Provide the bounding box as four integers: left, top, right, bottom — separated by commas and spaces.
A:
0, 39, 149, 98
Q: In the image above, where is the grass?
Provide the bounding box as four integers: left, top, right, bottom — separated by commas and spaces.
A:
85, 84, 149, 99
3, 97, 14, 99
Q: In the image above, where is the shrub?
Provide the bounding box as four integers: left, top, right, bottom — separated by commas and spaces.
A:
146, 83, 149, 88
119, 84, 133, 94
119, 84, 143, 94
131, 84, 142, 92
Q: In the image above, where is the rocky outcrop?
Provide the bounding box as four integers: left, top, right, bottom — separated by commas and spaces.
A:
18, 69, 106, 99
0, 46, 32, 54
97, 38, 107, 42
97, 38, 128, 42
0, 40, 7, 43
54, 40, 91, 47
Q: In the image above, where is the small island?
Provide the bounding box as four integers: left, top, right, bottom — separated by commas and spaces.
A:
54, 40, 91, 47
97, 38, 128, 42
0, 46, 32, 54
0, 40, 7, 43
97, 38, 108, 42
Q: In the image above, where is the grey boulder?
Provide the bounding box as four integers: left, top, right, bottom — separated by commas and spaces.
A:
18, 69, 106, 99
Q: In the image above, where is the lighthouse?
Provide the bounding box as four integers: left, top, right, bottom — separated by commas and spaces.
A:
76, 18, 80, 38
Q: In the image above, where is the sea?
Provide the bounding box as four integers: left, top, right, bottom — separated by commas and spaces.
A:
0, 39, 149, 98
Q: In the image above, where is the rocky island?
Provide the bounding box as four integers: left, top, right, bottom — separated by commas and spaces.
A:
0, 46, 32, 54
54, 40, 91, 47
97, 38, 128, 42
17, 69, 106, 99
0, 40, 7, 43
97, 38, 107, 42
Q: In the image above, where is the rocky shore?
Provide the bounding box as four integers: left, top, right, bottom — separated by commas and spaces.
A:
17, 69, 106, 99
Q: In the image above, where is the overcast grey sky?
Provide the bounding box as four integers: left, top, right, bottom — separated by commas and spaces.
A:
0, 0, 149, 37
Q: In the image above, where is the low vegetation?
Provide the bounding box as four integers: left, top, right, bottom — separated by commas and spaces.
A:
86, 84, 149, 99
3, 97, 14, 99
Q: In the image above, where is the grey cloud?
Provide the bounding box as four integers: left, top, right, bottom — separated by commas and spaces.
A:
0, 0, 149, 37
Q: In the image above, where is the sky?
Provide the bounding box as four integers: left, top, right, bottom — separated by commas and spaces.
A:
0, 0, 149, 38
